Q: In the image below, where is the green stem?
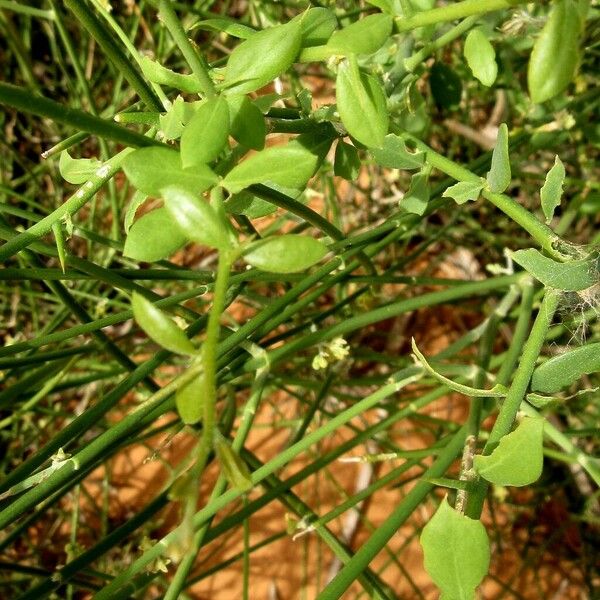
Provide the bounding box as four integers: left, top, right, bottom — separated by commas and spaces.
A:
157, 0, 216, 97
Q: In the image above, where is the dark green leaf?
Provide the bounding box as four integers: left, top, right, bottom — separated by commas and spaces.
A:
124, 207, 187, 262
59, 150, 102, 184
370, 134, 425, 169
540, 156, 565, 223
532, 342, 600, 393
336, 56, 388, 149
131, 292, 196, 355
486, 123, 511, 193
464, 29, 497, 87
443, 181, 484, 205
429, 63, 462, 109
334, 140, 360, 180
243, 234, 328, 273
180, 95, 230, 168
474, 417, 544, 486
122, 147, 218, 197
511, 248, 598, 291
226, 95, 266, 150
223, 20, 302, 94
420, 497, 490, 600
225, 191, 277, 218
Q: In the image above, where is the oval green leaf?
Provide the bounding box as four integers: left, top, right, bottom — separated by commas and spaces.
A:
511, 248, 598, 291
124, 207, 187, 262
370, 134, 425, 170
486, 123, 511, 193
59, 150, 102, 184
326, 14, 392, 56
531, 342, 600, 394
180, 95, 230, 168
474, 417, 544, 486
214, 433, 253, 493
162, 186, 233, 251
420, 497, 490, 600
464, 29, 497, 87
540, 156, 565, 223
176, 376, 204, 425
243, 234, 328, 273
528, 0, 581, 104
334, 140, 361, 180
131, 292, 196, 356
336, 56, 389, 149
443, 181, 484, 205
226, 95, 266, 150
122, 147, 218, 197
223, 19, 302, 95
299, 7, 337, 47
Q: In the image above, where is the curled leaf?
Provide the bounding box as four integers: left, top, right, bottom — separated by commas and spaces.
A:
540, 156, 565, 223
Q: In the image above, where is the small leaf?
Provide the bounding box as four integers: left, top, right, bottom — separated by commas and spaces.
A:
474, 417, 545, 486
122, 147, 218, 197
159, 96, 186, 141
420, 498, 490, 600
336, 56, 389, 148
181, 95, 230, 168
225, 191, 277, 218
226, 95, 266, 150
486, 123, 511, 193
162, 186, 234, 251
176, 376, 204, 424
140, 56, 203, 94
464, 29, 498, 87
511, 248, 597, 291
223, 19, 302, 94
531, 342, 600, 394
124, 191, 148, 233
213, 433, 253, 493
52, 222, 67, 274
402, 170, 430, 215
429, 63, 462, 109
222, 133, 329, 194
299, 7, 337, 47
326, 14, 392, 56
334, 140, 361, 180
540, 156, 566, 223
131, 292, 196, 355
191, 17, 256, 39
59, 150, 102, 184
243, 235, 328, 273
124, 207, 187, 262
370, 134, 425, 169
443, 181, 484, 205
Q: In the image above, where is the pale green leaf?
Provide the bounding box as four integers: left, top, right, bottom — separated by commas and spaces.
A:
243, 234, 328, 273
443, 181, 484, 205
140, 56, 202, 93
486, 123, 511, 193
402, 170, 430, 215
176, 376, 204, 424
420, 497, 490, 600
124, 191, 148, 233
299, 7, 337, 47
511, 248, 598, 291
464, 29, 497, 87
474, 417, 545, 486
226, 95, 266, 150
122, 147, 218, 197
531, 342, 600, 393
337, 56, 389, 148
191, 17, 256, 39
180, 95, 230, 168
214, 432, 253, 492
131, 292, 196, 355
326, 14, 392, 56
370, 134, 424, 169
223, 20, 302, 94
124, 207, 187, 262
159, 96, 186, 141
59, 150, 102, 184
540, 156, 565, 223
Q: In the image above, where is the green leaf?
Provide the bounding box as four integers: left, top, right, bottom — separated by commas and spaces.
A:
299, 7, 337, 47
486, 123, 511, 193
180, 95, 230, 168
226, 95, 266, 150
334, 140, 361, 180
463, 29, 497, 87
122, 147, 218, 197
223, 19, 302, 94
162, 186, 234, 251
191, 17, 256, 39
370, 134, 425, 169
139, 56, 203, 94
326, 14, 392, 56
59, 150, 102, 184
176, 376, 204, 425
402, 170, 430, 215
337, 56, 389, 149
159, 96, 186, 141
222, 134, 329, 194
51, 222, 67, 274
225, 191, 277, 218
124, 191, 148, 233
420, 497, 490, 600
131, 292, 196, 355
527, 0, 581, 104
540, 156, 565, 223
124, 207, 187, 262
213, 432, 253, 492
243, 234, 328, 273
511, 248, 598, 291
474, 417, 545, 486
443, 181, 484, 205
531, 342, 600, 394
429, 63, 462, 109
